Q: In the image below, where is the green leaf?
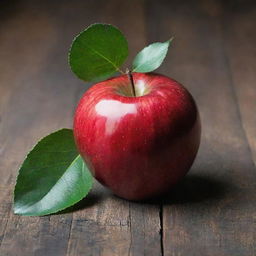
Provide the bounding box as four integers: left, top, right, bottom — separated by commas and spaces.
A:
132, 38, 173, 73
14, 129, 93, 216
69, 23, 128, 82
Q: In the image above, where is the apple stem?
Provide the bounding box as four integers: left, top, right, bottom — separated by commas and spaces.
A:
126, 69, 136, 97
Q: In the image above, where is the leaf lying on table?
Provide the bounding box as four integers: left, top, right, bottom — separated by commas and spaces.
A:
14, 129, 93, 216
132, 38, 173, 73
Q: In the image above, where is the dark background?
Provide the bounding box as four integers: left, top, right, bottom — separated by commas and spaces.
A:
0, 0, 255, 255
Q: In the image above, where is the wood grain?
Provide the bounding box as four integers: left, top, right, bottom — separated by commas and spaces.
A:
145, 0, 256, 255
0, 0, 255, 255
0, 1, 79, 255
221, 1, 256, 165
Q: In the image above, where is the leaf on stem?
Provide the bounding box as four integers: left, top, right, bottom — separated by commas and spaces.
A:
132, 38, 173, 73
69, 23, 128, 82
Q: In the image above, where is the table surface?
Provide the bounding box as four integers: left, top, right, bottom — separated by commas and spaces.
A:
0, 0, 255, 255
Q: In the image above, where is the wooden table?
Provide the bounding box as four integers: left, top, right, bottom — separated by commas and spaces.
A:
0, 0, 255, 255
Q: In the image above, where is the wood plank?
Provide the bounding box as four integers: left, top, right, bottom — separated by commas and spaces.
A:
146, 0, 256, 255
66, 1, 162, 255
0, 0, 102, 255
0, 0, 162, 255
221, 1, 256, 165
0, 3, 75, 253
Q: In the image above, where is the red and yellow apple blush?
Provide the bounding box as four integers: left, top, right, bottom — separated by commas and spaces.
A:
74, 73, 201, 200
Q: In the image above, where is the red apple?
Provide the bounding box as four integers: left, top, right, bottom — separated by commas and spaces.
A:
73, 73, 201, 200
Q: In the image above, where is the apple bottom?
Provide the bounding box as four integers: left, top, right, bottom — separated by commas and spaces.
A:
91, 115, 200, 201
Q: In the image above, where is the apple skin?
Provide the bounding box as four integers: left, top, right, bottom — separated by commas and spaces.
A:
74, 73, 201, 200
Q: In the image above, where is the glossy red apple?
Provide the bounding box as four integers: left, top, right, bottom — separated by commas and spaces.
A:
73, 72, 201, 200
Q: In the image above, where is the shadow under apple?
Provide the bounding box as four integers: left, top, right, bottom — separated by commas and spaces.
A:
55, 172, 232, 215
142, 173, 231, 205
